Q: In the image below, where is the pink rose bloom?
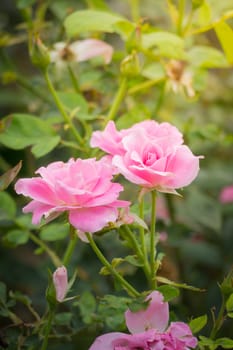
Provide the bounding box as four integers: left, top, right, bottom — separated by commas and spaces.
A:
53, 266, 68, 302
90, 121, 201, 193
50, 39, 113, 64
15, 157, 129, 239
219, 185, 233, 203
89, 291, 197, 350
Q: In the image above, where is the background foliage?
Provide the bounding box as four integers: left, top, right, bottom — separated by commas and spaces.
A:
0, 0, 233, 348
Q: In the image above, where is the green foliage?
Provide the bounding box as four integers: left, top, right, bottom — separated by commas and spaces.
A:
39, 223, 69, 241
189, 314, 207, 333
64, 10, 125, 36
0, 114, 60, 157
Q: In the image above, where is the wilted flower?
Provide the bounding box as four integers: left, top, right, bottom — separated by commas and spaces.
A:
15, 157, 130, 239
53, 266, 68, 302
89, 291, 197, 350
165, 59, 195, 98
50, 39, 113, 65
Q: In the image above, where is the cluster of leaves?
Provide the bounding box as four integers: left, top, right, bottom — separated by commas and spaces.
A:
0, 0, 233, 349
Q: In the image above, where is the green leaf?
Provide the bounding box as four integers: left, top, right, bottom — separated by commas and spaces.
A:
188, 46, 229, 68
57, 91, 90, 120
142, 31, 186, 59
0, 160, 22, 191
197, 1, 212, 26
199, 336, 216, 348
54, 312, 72, 326
156, 276, 204, 292
0, 114, 60, 158
113, 20, 136, 40
98, 294, 130, 329
214, 20, 233, 64
215, 338, 233, 349
3, 229, 29, 247
189, 314, 207, 333
0, 191, 16, 221
123, 255, 144, 267
39, 223, 69, 241
64, 10, 124, 37
157, 285, 180, 302
226, 293, 233, 312
77, 291, 96, 324
141, 63, 166, 80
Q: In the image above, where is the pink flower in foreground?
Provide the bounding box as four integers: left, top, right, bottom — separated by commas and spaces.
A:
53, 266, 68, 302
89, 291, 197, 350
91, 120, 201, 194
15, 157, 129, 239
219, 185, 233, 203
50, 39, 113, 64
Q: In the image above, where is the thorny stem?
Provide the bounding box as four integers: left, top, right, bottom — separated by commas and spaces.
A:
86, 233, 140, 297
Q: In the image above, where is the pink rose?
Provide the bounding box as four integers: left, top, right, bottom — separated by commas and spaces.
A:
219, 185, 233, 203
89, 291, 197, 350
15, 157, 129, 239
91, 121, 201, 193
53, 266, 68, 302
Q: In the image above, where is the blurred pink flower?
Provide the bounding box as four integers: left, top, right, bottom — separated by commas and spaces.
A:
91, 120, 201, 194
50, 39, 113, 64
53, 266, 68, 302
15, 157, 129, 239
219, 185, 233, 203
89, 291, 197, 350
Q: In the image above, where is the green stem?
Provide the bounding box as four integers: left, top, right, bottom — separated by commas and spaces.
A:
105, 77, 127, 124
210, 296, 226, 339
154, 80, 166, 115
67, 64, 80, 93
150, 191, 157, 289
62, 227, 78, 265
29, 232, 62, 267
40, 308, 55, 350
128, 77, 165, 95
44, 68, 84, 146
86, 233, 139, 297
139, 196, 146, 258
177, 0, 186, 36
130, 0, 140, 22
121, 226, 150, 281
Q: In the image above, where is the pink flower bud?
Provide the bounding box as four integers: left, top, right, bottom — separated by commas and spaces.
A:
53, 266, 68, 302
